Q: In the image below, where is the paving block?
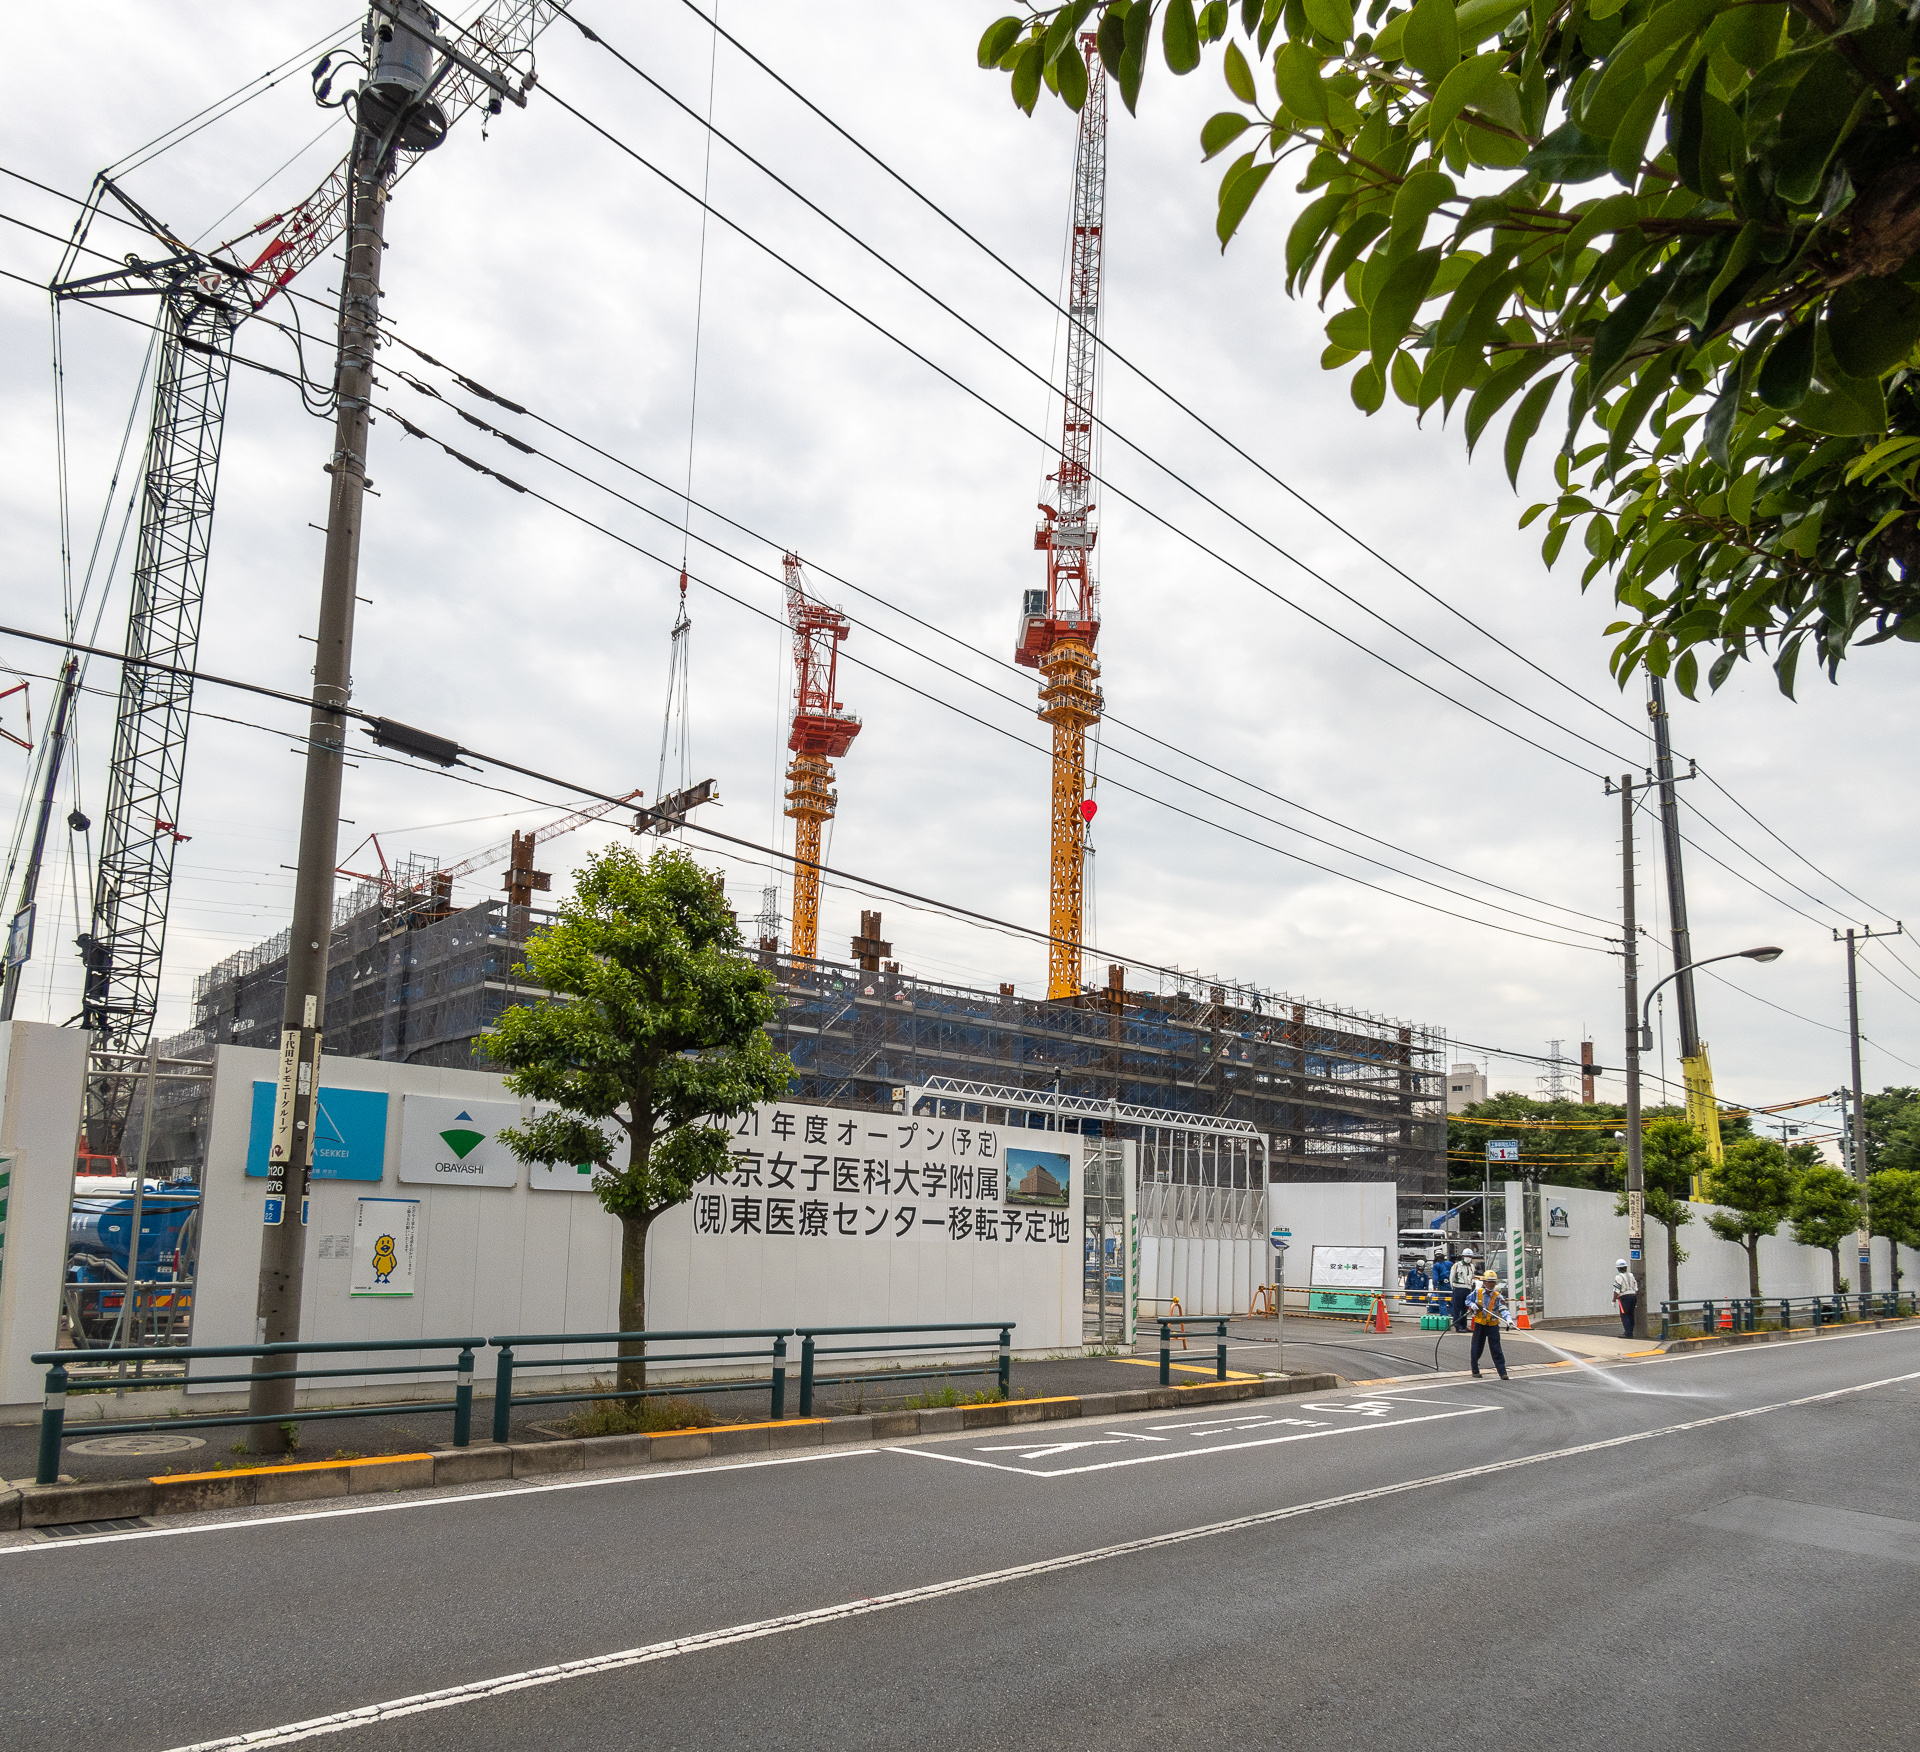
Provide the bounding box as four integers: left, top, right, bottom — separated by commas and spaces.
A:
963, 1403, 1011, 1429
1038, 1398, 1079, 1421
432, 1446, 513, 1487
707, 1426, 771, 1458
255, 1466, 350, 1506
825, 1415, 874, 1444
20, 1479, 156, 1528
512, 1441, 585, 1477
1077, 1393, 1118, 1419
766, 1422, 826, 1452
579, 1434, 653, 1470
150, 1473, 257, 1517
867, 1412, 918, 1439
348, 1456, 434, 1495
915, 1407, 964, 1435
1002, 1401, 1048, 1426
648, 1431, 711, 1463
1113, 1391, 1152, 1413
0, 1488, 19, 1531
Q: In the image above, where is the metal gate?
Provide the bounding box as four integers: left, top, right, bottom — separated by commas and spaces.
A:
1083, 1138, 1134, 1345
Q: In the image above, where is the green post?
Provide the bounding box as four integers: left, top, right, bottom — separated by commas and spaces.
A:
1159, 1320, 1171, 1386
35, 1361, 68, 1486
453, 1346, 474, 1447
1779, 1298, 1790, 1332
997, 1327, 1011, 1399
799, 1335, 815, 1417
491, 1344, 514, 1445
1215, 1319, 1227, 1381
771, 1335, 787, 1420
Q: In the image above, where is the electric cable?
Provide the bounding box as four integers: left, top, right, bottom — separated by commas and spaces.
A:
377, 388, 1619, 944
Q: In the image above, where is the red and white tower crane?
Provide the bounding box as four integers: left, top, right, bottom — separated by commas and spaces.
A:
1015, 35, 1108, 1002
783, 554, 860, 962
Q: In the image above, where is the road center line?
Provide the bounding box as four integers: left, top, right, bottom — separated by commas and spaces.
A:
159, 1365, 1920, 1751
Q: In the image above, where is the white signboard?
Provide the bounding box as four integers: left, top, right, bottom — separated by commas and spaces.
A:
1308, 1244, 1388, 1291
525, 1109, 628, 1192
350, 1197, 418, 1298
714, 1103, 1072, 1252
398, 1095, 521, 1188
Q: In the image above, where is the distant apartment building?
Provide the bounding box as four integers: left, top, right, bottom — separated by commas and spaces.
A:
1446, 1062, 1488, 1113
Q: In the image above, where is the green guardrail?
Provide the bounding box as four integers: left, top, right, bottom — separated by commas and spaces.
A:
30, 1336, 483, 1485
1156, 1316, 1231, 1386
1658, 1289, 1916, 1340
487, 1328, 793, 1442
796, 1323, 1014, 1415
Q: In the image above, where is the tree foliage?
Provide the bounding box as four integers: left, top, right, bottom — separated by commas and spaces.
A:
1787, 1158, 1862, 1288
1862, 1083, 1920, 1168
1866, 1163, 1920, 1285
1705, 1132, 1794, 1293
979, 0, 1920, 695
482, 845, 791, 1388
1613, 1114, 1702, 1299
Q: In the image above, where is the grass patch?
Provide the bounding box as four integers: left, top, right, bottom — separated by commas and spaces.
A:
560, 1386, 725, 1437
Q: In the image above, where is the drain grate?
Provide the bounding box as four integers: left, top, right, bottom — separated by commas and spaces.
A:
39, 1517, 151, 1539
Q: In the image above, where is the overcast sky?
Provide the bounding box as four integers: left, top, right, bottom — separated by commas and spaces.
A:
2, 3, 1914, 1146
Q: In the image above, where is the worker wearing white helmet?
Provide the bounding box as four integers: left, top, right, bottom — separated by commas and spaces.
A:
1449, 1248, 1476, 1332
1611, 1258, 1639, 1338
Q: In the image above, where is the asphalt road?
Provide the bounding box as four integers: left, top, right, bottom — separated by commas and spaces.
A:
7, 1326, 1918, 1752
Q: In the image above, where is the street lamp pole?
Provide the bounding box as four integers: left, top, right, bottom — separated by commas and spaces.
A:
1617, 774, 1649, 1340
1640, 947, 1785, 1053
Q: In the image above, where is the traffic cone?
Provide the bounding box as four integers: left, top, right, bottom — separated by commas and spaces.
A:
1717, 1306, 1733, 1331
1515, 1302, 1531, 1331
1371, 1296, 1391, 1333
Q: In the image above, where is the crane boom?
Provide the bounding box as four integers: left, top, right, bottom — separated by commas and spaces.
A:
782, 554, 860, 962
1016, 37, 1107, 1002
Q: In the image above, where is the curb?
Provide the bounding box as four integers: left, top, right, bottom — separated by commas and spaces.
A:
1658, 1311, 1919, 1354
2, 1372, 1341, 1532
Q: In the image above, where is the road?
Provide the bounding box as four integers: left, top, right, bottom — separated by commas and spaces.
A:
6, 1326, 1919, 1751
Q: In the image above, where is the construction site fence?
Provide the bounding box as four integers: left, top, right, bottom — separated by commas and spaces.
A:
1657, 1290, 1916, 1340
33, 1335, 482, 1484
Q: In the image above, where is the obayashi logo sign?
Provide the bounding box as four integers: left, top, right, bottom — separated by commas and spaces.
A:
398, 1095, 522, 1188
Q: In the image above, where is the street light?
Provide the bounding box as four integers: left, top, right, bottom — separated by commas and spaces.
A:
1640, 947, 1783, 1050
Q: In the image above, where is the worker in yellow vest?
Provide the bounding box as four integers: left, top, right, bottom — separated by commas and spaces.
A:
1468, 1269, 1513, 1381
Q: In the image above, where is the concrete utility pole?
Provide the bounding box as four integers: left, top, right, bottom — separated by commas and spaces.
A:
0, 657, 80, 1021
1616, 773, 1649, 1340
1837, 921, 1904, 1295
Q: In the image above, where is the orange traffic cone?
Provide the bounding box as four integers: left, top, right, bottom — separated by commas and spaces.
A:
1717, 1306, 1733, 1330
1371, 1296, 1391, 1333
1515, 1302, 1531, 1331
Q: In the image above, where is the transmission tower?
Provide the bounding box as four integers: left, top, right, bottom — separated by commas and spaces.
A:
782, 554, 860, 962
1015, 35, 1108, 1001
1537, 1039, 1573, 1102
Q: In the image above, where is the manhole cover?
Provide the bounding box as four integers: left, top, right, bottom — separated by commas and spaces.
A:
66, 1432, 207, 1457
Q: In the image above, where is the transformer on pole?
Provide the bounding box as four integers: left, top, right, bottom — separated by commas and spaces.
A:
1015, 35, 1108, 1003
782, 554, 860, 962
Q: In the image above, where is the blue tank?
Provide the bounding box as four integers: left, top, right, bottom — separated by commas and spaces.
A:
67, 1185, 199, 1278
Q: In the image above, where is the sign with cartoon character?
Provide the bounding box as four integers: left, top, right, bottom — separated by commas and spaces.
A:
350, 1197, 418, 1297
397, 1095, 521, 1188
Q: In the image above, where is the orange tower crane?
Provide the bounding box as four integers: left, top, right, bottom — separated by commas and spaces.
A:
1015, 34, 1108, 1002
783, 554, 861, 961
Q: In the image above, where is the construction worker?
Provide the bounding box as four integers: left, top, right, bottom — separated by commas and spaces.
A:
1612, 1259, 1639, 1338
1405, 1259, 1430, 1302
1468, 1268, 1512, 1380
1449, 1248, 1476, 1331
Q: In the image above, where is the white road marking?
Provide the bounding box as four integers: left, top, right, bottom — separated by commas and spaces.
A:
160, 1365, 1920, 1750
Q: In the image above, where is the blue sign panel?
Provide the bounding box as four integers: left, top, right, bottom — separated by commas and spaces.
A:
247, 1082, 388, 1181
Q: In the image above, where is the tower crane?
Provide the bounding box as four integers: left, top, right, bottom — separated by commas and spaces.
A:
47, 0, 557, 1146
782, 554, 860, 962
1014, 35, 1108, 1003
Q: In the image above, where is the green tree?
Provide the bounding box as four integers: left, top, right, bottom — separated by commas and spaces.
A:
1866, 1165, 1920, 1288
1863, 1085, 1920, 1169
1612, 1116, 1702, 1301
482, 846, 791, 1390
1787, 1159, 1862, 1290
1705, 1134, 1795, 1295
978, 0, 1920, 695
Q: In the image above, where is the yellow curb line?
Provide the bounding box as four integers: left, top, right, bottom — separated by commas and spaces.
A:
1109, 1358, 1263, 1382
154, 1452, 435, 1484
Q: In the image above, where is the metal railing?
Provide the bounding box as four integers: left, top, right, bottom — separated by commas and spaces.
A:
32, 1336, 482, 1484
1658, 1289, 1917, 1340
488, 1328, 793, 1442
1157, 1316, 1232, 1385
797, 1323, 1013, 1416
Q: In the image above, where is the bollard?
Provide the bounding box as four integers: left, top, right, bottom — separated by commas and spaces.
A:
1215, 1319, 1228, 1382
1779, 1298, 1791, 1332
491, 1345, 515, 1445
36, 1361, 68, 1486
771, 1335, 788, 1421
1159, 1320, 1171, 1387
998, 1327, 1011, 1399
799, 1335, 816, 1418
453, 1346, 475, 1447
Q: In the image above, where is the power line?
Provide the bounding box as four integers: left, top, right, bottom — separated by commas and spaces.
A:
1696, 766, 1902, 928
377, 371, 1618, 942
531, 78, 1622, 783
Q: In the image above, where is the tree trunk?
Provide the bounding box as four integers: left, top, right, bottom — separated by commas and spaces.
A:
618, 1210, 650, 1395
1745, 1235, 1761, 1300
1665, 1221, 1682, 1304
1830, 1244, 1842, 1294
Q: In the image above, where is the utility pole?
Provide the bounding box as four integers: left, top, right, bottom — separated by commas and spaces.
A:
1837, 921, 1904, 1295
1611, 772, 1650, 1339
247, 0, 542, 1445
0, 657, 79, 1020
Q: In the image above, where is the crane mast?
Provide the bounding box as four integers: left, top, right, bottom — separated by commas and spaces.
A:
1015, 36, 1107, 1002
783, 554, 860, 962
